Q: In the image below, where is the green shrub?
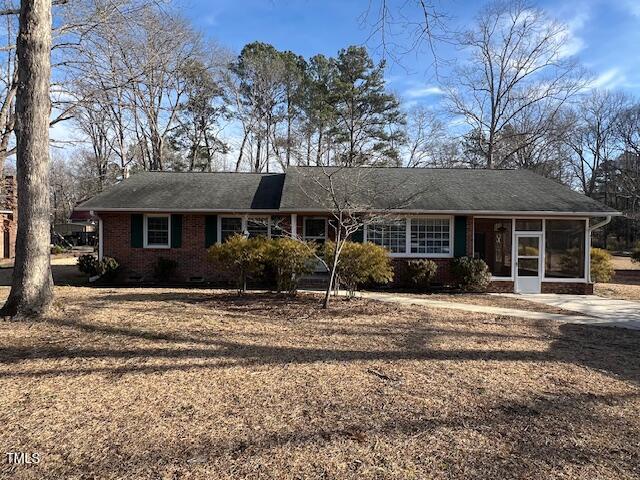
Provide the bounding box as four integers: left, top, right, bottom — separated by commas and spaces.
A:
208, 234, 267, 293
451, 256, 491, 292
590, 248, 614, 283
632, 248, 640, 264
154, 256, 178, 281
405, 259, 438, 290
78, 254, 100, 276
264, 237, 317, 294
99, 257, 120, 281
77, 254, 119, 280
324, 241, 393, 297
50, 245, 65, 255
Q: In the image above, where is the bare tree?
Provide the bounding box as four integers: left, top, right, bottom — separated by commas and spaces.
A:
446, 0, 586, 168
563, 90, 627, 197
289, 167, 424, 308
1, 0, 54, 316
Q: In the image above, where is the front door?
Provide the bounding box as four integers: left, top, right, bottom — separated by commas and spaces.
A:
515, 234, 542, 294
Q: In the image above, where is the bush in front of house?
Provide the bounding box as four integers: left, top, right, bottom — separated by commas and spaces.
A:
50, 245, 66, 255
154, 256, 178, 281
208, 234, 267, 293
451, 256, 491, 292
78, 254, 100, 276
590, 248, 614, 283
404, 259, 438, 291
264, 237, 317, 294
324, 241, 393, 298
77, 254, 119, 281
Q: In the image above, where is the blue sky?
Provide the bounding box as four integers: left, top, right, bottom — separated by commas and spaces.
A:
180, 0, 640, 108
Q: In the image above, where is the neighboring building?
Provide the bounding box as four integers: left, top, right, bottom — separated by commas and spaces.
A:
53, 222, 97, 246
0, 176, 17, 259
75, 167, 620, 294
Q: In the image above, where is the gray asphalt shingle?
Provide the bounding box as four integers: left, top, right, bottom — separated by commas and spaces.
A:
76, 167, 617, 215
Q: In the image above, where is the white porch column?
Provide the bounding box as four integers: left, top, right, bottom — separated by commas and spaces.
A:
291, 214, 298, 238
98, 216, 103, 261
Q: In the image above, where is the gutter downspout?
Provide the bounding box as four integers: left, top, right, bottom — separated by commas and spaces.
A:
587, 215, 612, 283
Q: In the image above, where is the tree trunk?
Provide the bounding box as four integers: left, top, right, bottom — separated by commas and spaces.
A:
1, 0, 54, 317
236, 130, 248, 171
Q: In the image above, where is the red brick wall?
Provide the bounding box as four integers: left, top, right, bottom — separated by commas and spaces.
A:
0, 176, 17, 259
542, 282, 593, 295
101, 213, 234, 283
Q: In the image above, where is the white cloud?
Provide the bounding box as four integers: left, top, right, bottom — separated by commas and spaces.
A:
404, 85, 444, 98
557, 9, 590, 58
589, 67, 626, 90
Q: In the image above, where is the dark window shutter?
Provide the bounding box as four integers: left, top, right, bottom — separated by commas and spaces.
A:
131, 214, 143, 248
205, 215, 218, 248
171, 214, 182, 248
454, 216, 467, 257
351, 225, 364, 243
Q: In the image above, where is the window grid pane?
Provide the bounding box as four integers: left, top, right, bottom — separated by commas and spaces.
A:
147, 217, 169, 245
368, 220, 406, 253
247, 218, 269, 238
410, 218, 450, 254
221, 217, 242, 242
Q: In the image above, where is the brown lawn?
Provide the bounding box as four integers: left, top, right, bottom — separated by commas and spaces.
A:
0, 287, 639, 479
595, 283, 640, 301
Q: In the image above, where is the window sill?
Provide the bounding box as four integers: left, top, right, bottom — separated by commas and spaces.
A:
143, 245, 171, 250
389, 253, 453, 259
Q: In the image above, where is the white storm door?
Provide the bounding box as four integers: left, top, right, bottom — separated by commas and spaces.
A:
515, 234, 542, 294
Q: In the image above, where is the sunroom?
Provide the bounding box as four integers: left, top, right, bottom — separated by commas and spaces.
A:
472, 217, 591, 294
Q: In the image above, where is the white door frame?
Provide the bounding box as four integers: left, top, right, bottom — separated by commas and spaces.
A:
515, 233, 542, 294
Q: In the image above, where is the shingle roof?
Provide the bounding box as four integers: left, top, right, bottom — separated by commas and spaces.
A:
280, 167, 619, 214
77, 172, 285, 211
76, 167, 618, 215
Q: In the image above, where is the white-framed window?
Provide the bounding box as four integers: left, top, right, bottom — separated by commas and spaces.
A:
219, 216, 276, 242
363, 216, 453, 257
144, 214, 170, 248
367, 220, 406, 253
303, 217, 327, 243
220, 216, 243, 242
410, 218, 451, 255
247, 217, 270, 238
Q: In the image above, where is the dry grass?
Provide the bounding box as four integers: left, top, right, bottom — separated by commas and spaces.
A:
596, 283, 640, 301
0, 287, 639, 479
611, 255, 640, 270
420, 293, 583, 315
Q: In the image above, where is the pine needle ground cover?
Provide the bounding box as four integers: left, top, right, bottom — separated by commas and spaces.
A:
0, 287, 638, 479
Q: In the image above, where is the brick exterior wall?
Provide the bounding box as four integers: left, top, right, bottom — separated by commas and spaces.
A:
100, 212, 594, 294
542, 282, 593, 295
0, 176, 17, 259
101, 213, 235, 283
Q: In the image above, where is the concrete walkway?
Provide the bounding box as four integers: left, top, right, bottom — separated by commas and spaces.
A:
355, 291, 595, 324
500, 293, 640, 330
353, 291, 640, 330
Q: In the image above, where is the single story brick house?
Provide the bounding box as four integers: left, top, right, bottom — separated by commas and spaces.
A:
75, 167, 620, 294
